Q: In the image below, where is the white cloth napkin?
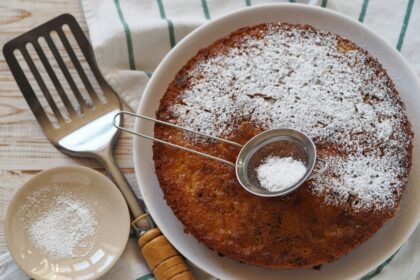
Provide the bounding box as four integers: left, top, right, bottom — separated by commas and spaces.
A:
1, 0, 419, 279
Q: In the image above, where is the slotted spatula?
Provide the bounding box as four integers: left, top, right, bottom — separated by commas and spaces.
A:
3, 13, 194, 280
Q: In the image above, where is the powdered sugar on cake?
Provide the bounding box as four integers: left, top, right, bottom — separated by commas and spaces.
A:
168, 23, 412, 210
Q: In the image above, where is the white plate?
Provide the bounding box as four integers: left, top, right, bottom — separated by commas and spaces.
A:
5, 166, 130, 280
133, 4, 420, 279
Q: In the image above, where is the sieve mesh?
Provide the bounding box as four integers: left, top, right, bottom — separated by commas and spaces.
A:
244, 139, 309, 191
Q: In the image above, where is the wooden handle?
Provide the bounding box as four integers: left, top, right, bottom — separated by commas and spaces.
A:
139, 228, 195, 280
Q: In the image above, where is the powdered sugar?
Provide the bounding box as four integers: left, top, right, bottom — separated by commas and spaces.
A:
167, 23, 412, 210
18, 185, 98, 260
256, 156, 307, 192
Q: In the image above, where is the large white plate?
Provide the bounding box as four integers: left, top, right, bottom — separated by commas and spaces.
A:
133, 4, 420, 279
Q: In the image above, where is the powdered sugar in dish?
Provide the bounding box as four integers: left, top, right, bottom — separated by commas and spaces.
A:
167, 23, 412, 210
256, 156, 307, 192
18, 185, 98, 260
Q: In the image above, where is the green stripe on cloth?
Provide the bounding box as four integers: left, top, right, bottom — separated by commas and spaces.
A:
360, 249, 400, 280
114, 0, 136, 70
201, 0, 210, 19
156, 0, 166, 18
358, 0, 369, 22
136, 273, 154, 280
396, 0, 415, 51
245, 0, 252, 6
289, 0, 296, 2
156, 0, 176, 48
167, 19, 176, 48
321, 0, 328, 8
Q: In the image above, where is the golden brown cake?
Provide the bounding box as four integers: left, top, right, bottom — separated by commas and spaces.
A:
153, 23, 413, 268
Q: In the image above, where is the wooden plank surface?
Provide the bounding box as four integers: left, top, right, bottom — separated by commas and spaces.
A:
0, 0, 136, 254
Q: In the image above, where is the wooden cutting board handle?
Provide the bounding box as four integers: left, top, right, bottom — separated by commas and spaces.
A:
139, 228, 195, 280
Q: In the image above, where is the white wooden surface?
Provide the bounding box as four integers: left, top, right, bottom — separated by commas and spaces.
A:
0, 0, 136, 254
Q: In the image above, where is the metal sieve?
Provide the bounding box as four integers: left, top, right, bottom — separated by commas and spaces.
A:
114, 111, 327, 197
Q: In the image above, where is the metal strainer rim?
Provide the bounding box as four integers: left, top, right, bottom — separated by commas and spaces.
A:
235, 128, 317, 197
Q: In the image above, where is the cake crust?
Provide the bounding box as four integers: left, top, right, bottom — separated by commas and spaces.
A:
153, 23, 413, 268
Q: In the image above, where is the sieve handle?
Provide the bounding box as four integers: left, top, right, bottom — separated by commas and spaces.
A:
309, 159, 328, 179
113, 111, 242, 167
137, 226, 195, 280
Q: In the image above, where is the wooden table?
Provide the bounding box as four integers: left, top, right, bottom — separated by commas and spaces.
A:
0, 0, 137, 254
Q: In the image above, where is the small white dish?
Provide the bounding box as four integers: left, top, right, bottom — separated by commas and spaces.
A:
5, 166, 130, 280
133, 3, 420, 280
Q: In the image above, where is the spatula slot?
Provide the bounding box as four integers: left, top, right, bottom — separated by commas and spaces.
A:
13, 47, 61, 129
62, 24, 107, 105
37, 36, 79, 119
54, 26, 100, 108
26, 41, 72, 123
49, 30, 94, 113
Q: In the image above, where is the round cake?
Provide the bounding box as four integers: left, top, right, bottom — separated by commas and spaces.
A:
153, 23, 413, 268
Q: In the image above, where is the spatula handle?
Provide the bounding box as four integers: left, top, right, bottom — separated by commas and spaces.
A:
95, 146, 144, 218
139, 228, 195, 280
